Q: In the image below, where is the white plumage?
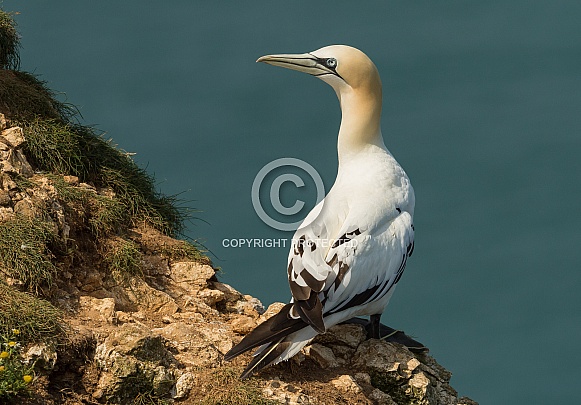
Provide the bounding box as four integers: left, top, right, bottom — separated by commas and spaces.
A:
225, 45, 415, 378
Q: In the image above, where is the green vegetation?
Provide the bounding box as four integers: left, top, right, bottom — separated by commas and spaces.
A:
0, 10, 19, 69
1, 6, 196, 238
45, 174, 126, 237
0, 284, 63, 343
105, 238, 143, 278
0, 71, 75, 121
0, 216, 58, 291
20, 118, 184, 236
0, 9, 208, 402
89, 193, 126, 238
0, 330, 35, 400
157, 238, 208, 263
131, 391, 172, 405
197, 367, 278, 405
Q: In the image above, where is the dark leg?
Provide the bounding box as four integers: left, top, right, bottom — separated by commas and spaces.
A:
369, 314, 381, 339
341, 317, 429, 353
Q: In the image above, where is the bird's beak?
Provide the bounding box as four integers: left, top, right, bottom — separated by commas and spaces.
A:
257, 53, 333, 76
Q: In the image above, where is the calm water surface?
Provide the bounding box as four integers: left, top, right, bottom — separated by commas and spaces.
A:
4, 1, 581, 403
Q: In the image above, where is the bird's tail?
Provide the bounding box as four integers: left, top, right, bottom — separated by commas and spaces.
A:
224, 303, 318, 379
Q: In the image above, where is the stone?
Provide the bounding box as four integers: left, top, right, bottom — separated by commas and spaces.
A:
354, 372, 371, 385
0, 173, 17, 190
0, 206, 14, 221
406, 371, 430, 399
352, 340, 419, 381
313, 323, 367, 352
63, 175, 79, 185
212, 281, 243, 304
79, 296, 117, 324
172, 310, 204, 323
262, 379, 314, 405
152, 365, 175, 396
123, 277, 179, 316
1, 148, 33, 176
243, 294, 265, 314
142, 254, 170, 277
79, 271, 104, 293
0, 189, 11, 206
305, 343, 340, 368
198, 323, 233, 355
260, 302, 286, 322
24, 343, 57, 371
94, 323, 176, 402
330, 375, 362, 394
234, 295, 264, 318
170, 261, 215, 286
152, 321, 232, 367
197, 288, 225, 306
13, 199, 36, 217
459, 397, 480, 405
230, 315, 257, 335
95, 323, 172, 365
369, 388, 398, 405
234, 300, 260, 318
351, 340, 464, 405
1, 126, 25, 147
181, 296, 219, 317
172, 372, 195, 399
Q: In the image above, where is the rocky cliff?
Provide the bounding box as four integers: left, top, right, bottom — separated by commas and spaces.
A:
0, 9, 477, 405
0, 97, 477, 405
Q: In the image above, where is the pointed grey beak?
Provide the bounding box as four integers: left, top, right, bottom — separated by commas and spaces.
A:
257, 53, 337, 77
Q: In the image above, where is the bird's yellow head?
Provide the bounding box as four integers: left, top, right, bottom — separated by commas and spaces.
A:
257, 45, 381, 97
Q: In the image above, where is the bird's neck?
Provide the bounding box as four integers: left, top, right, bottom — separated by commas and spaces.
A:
336, 87, 384, 162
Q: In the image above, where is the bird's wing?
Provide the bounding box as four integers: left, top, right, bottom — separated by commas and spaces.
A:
286, 205, 414, 331
322, 210, 414, 316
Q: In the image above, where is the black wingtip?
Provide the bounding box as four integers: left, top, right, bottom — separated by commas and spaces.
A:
225, 303, 306, 362
239, 337, 290, 379
295, 291, 325, 334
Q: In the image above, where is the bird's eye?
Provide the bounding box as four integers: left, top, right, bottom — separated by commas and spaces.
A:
325, 58, 337, 69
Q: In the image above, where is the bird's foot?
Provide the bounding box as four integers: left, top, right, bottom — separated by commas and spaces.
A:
341, 317, 428, 353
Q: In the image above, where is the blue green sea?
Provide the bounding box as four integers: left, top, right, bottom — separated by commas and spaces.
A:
4, 1, 581, 403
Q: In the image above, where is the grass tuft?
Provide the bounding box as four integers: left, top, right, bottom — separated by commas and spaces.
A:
20, 118, 184, 236
0, 216, 58, 291
0, 10, 19, 69
158, 239, 208, 263
131, 391, 172, 405
45, 174, 126, 238
0, 71, 76, 121
104, 238, 143, 278
195, 367, 278, 405
0, 283, 64, 343
88, 194, 126, 238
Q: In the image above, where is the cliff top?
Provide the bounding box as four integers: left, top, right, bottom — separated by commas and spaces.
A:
0, 8, 476, 405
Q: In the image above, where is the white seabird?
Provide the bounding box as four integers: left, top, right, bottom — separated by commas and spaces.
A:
225, 45, 416, 378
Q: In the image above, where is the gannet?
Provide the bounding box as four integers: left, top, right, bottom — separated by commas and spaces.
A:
225, 45, 416, 378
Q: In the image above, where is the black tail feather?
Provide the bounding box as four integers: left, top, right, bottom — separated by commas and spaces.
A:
224, 304, 306, 361
270, 303, 301, 332
240, 337, 292, 379
295, 291, 325, 333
